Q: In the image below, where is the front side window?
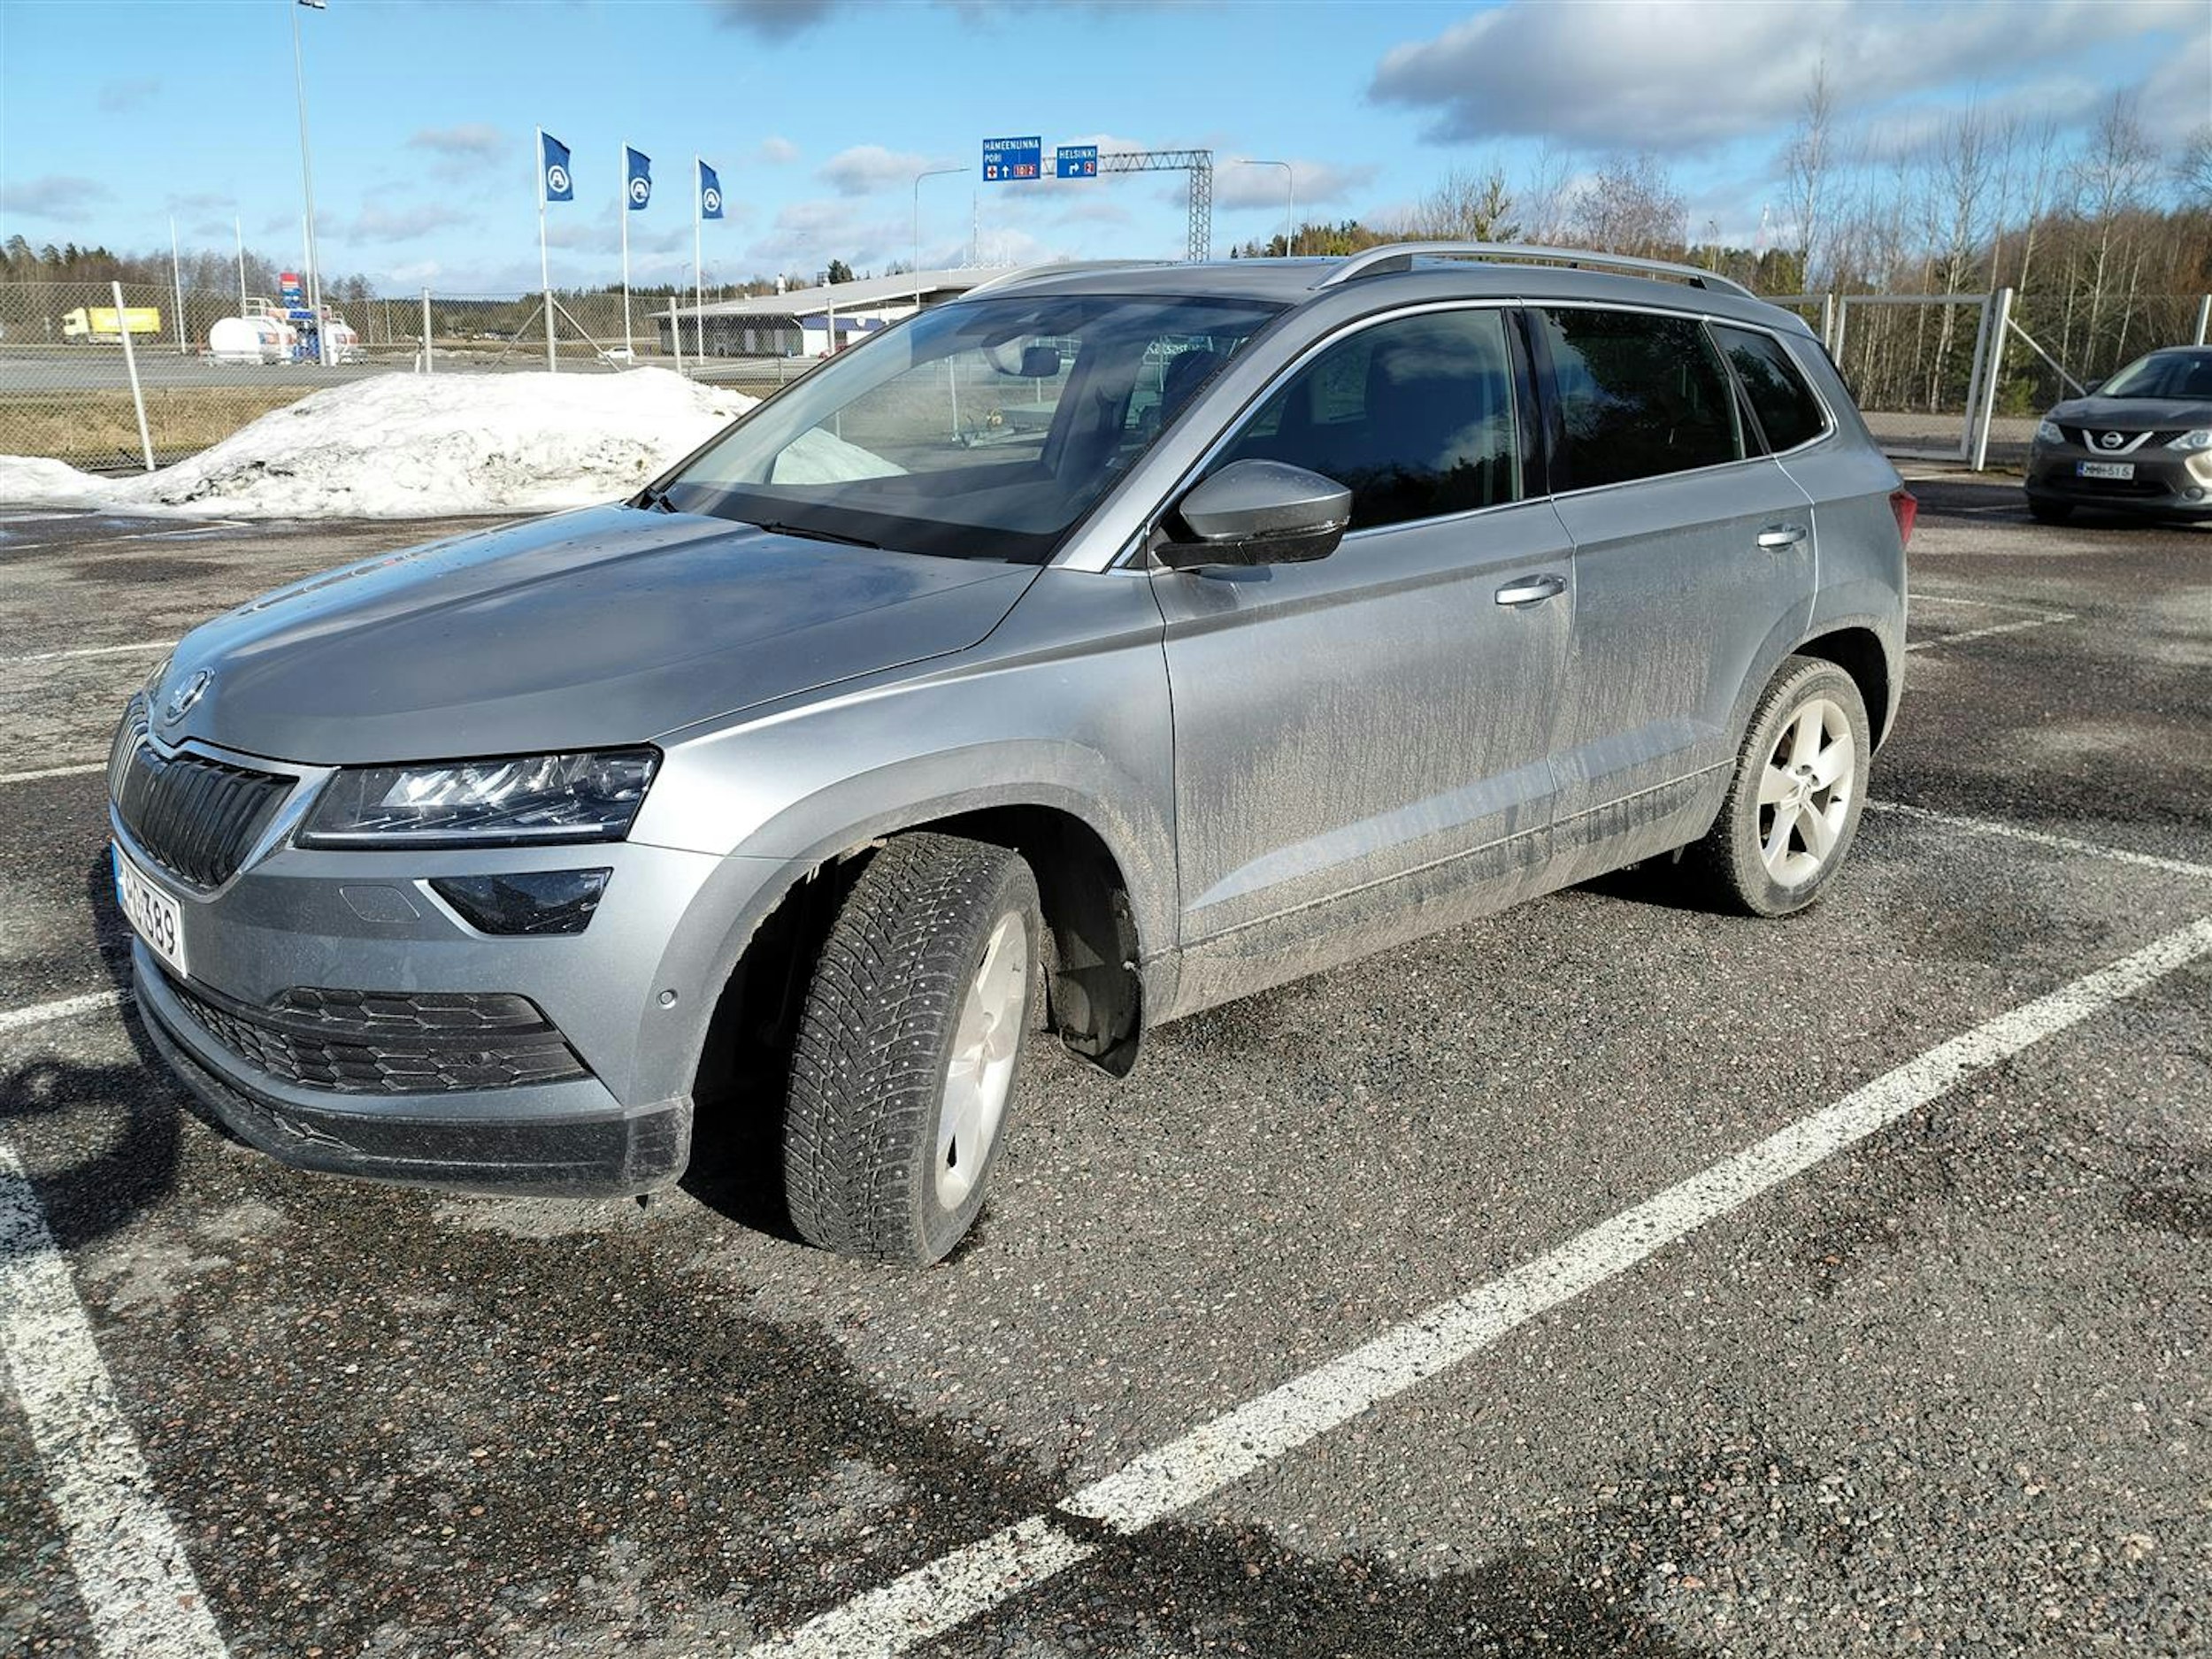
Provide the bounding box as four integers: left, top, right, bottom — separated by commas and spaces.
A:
1714, 325, 1829, 453
1538, 308, 1742, 488
1214, 307, 1522, 532
662, 294, 1281, 563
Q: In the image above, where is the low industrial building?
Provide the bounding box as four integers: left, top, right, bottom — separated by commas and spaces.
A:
659, 269, 994, 358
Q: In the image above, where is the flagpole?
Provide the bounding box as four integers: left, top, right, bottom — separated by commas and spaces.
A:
620, 142, 632, 360
538, 126, 556, 373
693, 155, 705, 365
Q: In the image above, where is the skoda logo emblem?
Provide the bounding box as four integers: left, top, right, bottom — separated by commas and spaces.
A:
163, 667, 211, 726
2099, 431, 2126, 449
702, 187, 722, 214
546, 164, 570, 196
629, 176, 650, 206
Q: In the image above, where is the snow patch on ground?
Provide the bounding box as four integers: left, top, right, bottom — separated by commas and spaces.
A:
0, 369, 757, 519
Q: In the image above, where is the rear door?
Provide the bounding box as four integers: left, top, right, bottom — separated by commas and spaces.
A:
1532, 305, 1816, 874
1151, 304, 1573, 1010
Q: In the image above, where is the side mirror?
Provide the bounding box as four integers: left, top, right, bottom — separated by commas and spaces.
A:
1158, 459, 1353, 570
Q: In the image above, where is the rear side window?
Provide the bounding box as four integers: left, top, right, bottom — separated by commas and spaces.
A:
1217, 308, 1521, 531
1713, 325, 1829, 452
1536, 308, 1741, 488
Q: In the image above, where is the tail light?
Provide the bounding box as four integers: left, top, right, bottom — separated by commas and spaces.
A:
1889, 488, 1917, 549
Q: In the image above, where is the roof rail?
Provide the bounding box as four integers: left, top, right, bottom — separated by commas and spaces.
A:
954, 258, 1179, 300
1313, 242, 1760, 300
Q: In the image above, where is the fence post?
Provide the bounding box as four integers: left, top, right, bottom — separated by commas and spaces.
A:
1832, 297, 1849, 376
1819, 292, 1835, 354
1957, 291, 1996, 462
113, 280, 155, 472
420, 288, 434, 375
1970, 287, 2014, 473
2196, 294, 2210, 347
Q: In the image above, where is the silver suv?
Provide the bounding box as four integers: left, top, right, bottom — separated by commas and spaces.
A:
111, 243, 1911, 1263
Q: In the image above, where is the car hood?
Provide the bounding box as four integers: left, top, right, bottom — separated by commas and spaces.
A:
2047, 394, 2212, 430
155, 504, 1040, 764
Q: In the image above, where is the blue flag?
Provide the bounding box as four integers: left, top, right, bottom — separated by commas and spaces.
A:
541, 131, 572, 203
626, 147, 652, 211
698, 160, 724, 221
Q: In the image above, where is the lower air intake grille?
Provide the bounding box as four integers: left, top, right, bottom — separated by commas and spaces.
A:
160, 971, 589, 1094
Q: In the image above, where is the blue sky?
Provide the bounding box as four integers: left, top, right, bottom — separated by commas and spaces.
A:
2, 0, 2206, 296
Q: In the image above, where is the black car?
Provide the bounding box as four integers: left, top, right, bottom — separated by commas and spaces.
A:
2025, 346, 2212, 523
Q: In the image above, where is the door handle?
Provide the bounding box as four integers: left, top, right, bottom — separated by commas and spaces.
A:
1494, 573, 1566, 608
1756, 524, 1808, 549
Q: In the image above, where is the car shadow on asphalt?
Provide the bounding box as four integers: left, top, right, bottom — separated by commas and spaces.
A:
0, 854, 189, 1249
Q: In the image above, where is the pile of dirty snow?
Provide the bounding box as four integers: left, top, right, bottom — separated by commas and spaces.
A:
0, 368, 757, 519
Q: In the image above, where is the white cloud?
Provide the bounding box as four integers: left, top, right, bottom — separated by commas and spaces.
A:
1, 175, 112, 220
97, 77, 160, 114
348, 203, 473, 242
818, 144, 941, 197
710, 0, 838, 41
1215, 159, 1376, 211
757, 135, 800, 165
407, 124, 504, 157
1368, 0, 2206, 152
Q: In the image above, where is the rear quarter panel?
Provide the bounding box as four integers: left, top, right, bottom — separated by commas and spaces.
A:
1772, 340, 1908, 742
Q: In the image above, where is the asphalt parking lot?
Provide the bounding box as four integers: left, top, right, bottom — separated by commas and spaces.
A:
2, 480, 2207, 1657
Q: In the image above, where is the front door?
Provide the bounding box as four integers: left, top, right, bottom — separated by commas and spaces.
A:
1152, 305, 1573, 1015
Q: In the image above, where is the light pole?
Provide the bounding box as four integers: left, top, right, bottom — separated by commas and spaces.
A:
912, 165, 968, 310
290, 0, 329, 365
1231, 158, 1294, 257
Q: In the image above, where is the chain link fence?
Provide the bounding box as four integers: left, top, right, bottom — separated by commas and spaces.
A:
5, 275, 2207, 476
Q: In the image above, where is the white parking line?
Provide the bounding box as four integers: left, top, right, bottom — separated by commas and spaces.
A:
1, 640, 175, 666
751, 914, 2212, 1658
1907, 612, 2078, 651
0, 1145, 229, 1656
1906, 591, 2070, 614
0, 990, 128, 1038
1863, 799, 2212, 879
0, 761, 108, 787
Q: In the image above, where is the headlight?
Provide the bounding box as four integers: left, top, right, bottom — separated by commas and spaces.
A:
2034, 419, 2063, 446
298, 749, 659, 848
2167, 428, 2212, 452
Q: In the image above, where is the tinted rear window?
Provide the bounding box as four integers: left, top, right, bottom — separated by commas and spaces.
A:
1714, 325, 1829, 452
1537, 308, 1741, 488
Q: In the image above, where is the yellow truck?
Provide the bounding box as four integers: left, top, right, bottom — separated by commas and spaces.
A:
61, 305, 163, 343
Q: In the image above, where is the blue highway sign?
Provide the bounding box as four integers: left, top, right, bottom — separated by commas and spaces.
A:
1056, 145, 1100, 179
982, 135, 1042, 182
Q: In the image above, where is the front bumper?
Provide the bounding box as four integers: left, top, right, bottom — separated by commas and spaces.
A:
139, 944, 689, 1194
2025, 442, 2212, 518
110, 747, 762, 1194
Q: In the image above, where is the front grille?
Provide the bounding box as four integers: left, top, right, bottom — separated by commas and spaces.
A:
159, 970, 589, 1094
111, 696, 294, 888
2061, 427, 2185, 452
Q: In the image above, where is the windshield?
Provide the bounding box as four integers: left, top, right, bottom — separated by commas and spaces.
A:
657, 292, 1282, 563
2098, 349, 2212, 400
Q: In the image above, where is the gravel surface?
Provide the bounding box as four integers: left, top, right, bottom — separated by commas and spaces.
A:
0, 479, 2205, 1656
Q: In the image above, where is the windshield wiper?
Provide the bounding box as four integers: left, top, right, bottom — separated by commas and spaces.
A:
635, 483, 679, 513
751, 519, 879, 549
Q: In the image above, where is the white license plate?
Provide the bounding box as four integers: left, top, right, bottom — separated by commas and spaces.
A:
112, 842, 188, 978
2077, 460, 2135, 480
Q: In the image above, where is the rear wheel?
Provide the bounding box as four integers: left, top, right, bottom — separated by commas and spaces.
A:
2027, 496, 2075, 524
783, 833, 1041, 1264
1682, 656, 1870, 918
